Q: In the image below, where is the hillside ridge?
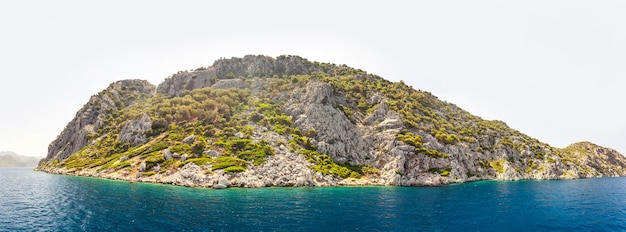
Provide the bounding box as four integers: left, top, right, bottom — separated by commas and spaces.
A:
1, 151, 40, 167
37, 55, 626, 187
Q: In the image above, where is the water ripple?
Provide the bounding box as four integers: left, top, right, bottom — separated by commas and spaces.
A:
1, 168, 626, 231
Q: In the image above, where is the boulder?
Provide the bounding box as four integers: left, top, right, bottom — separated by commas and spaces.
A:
163, 149, 173, 160
203, 150, 219, 158
235, 132, 245, 139
182, 135, 196, 144
213, 184, 227, 189
296, 177, 307, 186
119, 113, 153, 146
214, 177, 230, 189
218, 177, 230, 186
138, 162, 146, 172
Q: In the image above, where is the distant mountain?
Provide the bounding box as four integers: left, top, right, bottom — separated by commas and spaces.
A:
0, 151, 40, 167
36, 55, 626, 187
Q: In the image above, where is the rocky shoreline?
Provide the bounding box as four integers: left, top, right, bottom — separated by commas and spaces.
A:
36, 150, 385, 189
36, 136, 473, 189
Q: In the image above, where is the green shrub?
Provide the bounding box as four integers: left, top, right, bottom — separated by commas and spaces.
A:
217, 138, 274, 165
170, 143, 192, 154
145, 155, 165, 170
145, 142, 169, 154
329, 165, 354, 178
349, 172, 362, 179
223, 166, 246, 173
490, 160, 505, 174
361, 165, 380, 176
213, 156, 247, 170
418, 148, 449, 158
160, 158, 179, 169
429, 167, 452, 176
112, 161, 132, 170
191, 140, 206, 155
142, 171, 156, 176
396, 132, 423, 147
272, 124, 287, 134
298, 149, 362, 179
179, 157, 213, 167
228, 139, 253, 153
166, 129, 185, 142
291, 134, 316, 151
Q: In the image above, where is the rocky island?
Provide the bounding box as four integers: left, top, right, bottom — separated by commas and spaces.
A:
36, 55, 626, 188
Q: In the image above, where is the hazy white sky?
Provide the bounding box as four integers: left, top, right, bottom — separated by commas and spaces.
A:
1, 0, 625, 157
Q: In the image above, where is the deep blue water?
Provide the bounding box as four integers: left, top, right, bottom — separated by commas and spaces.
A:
1, 168, 625, 231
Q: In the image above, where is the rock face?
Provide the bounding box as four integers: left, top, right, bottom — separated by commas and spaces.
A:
558, 142, 626, 177
119, 113, 152, 146
282, 81, 408, 185
43, 80, 155, 163
37, 55, 626, 188
156, 55, 324, 97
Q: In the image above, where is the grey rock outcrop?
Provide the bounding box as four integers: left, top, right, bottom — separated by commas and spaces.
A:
284, 81, 368, 164
212, 55, 320, 79
156, 55, 324, 97
138, 161, 146, 172
211, 79, 246, 90
156, 68, 217, 97
203, 150, 219, 158
163, 149, 173, 160
119, 113, 152, 146
283, 81, 409, 184
181, 135, 196, 144
213, 177, 230, 189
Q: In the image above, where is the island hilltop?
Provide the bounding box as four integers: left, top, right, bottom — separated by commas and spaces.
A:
37, 55, 626, 188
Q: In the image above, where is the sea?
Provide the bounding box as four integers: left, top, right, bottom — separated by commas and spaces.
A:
1, 167, 625, 232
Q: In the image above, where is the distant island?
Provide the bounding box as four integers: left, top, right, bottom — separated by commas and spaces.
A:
37, 55, 626, 188
1, 151, 40, 167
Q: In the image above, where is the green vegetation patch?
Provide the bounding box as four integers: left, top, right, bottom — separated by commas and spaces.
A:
396, 131, 423, 148
214, 138, 274, 166
298, 149, 362, 179
361, 165, 381, 176
429, 167, 452, 176
396, 131, 448, 158
142, 171, 156, 176
179, 157, 214, 167
212, 156, 247, 171
417, 148, 449, 159
223, 166, 246, 173
490, 159, 506, 174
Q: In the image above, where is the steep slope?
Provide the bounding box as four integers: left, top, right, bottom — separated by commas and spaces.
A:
43, 80, 155, 163
0, 151, 40, 167
37, 55, 626, 187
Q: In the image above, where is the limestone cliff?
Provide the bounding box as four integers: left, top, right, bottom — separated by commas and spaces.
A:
42, 80, 155, 163
156, 55, 322, 97
37, 55, 626, 188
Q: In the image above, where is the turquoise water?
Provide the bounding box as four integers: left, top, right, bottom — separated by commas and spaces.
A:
1, 168, 625, 231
